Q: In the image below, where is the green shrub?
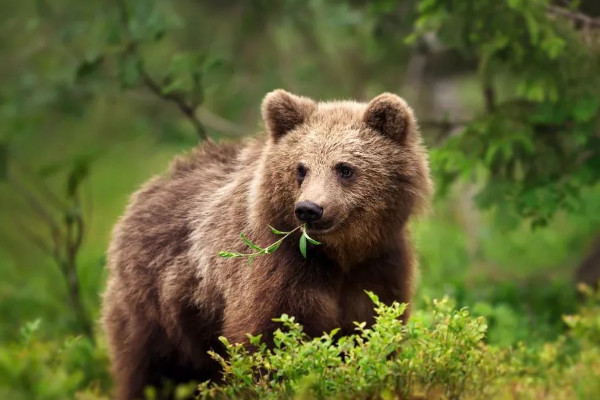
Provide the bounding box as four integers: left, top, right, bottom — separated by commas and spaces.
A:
197, 291, 600, 400
198, 294, 500, 400
2, 290, 599, 400
564, 284, 600, 347
0, 320, 110, 400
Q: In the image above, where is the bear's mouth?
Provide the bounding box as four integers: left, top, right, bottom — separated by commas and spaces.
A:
305, 219, 341, 235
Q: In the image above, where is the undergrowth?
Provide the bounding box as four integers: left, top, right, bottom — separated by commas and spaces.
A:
197, 289, 600, 400
1, 288, 599, 400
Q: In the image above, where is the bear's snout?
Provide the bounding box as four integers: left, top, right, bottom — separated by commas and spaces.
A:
295, 201, 323, 223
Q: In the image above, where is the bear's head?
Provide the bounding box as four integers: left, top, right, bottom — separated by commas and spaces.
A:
251, 89, 432, 264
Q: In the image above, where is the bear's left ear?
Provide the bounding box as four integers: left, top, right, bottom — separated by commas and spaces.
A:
363, 93, 415, 144
262, 89, 316, 141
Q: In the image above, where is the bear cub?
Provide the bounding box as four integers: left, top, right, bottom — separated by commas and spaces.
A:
102, 90, 432, 399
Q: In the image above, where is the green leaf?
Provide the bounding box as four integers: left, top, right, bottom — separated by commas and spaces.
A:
573, 97, 600, 123
303, 230, 321, 245
269, 225, 290, 235
241, 233, 262, 251
365, 290, 380, 304
299, 234, 307, 258
265, 241, 282, 254
247, 333, 263, 346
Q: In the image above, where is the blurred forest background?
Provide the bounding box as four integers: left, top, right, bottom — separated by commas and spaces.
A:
1, 0, 600, 399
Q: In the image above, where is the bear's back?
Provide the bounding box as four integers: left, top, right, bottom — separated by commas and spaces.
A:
104, 141, 246, 319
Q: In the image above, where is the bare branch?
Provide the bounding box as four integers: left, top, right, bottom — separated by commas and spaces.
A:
15, 220, 55, 259
125, 90, 248, 138
196, 107, 248, 137
421, 118, 469, 144
8, 176, 63, 241
547, 5, 600, 29
9, 166, 92, 336
12, 163, 69, 212
420, 119, 469, 131
138, 70, 208, 140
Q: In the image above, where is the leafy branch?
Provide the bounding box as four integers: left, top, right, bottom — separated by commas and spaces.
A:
5, 160, 93, 337
219, 224, 321, 265
115, 0, 208, 140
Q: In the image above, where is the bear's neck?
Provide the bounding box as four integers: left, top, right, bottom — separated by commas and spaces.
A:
325, 228, 402, 271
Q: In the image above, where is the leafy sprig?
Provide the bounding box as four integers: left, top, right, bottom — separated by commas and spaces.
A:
219, 224, 321, 265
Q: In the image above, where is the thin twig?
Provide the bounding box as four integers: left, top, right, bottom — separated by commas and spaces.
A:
547, 5, 600, 29
15, 220, 55, 258
420, 119, 469, 130
8, 176, 62, 241
138, 70, 208, 140
420, 118, 469, 143
12, 163, 69, 212
196, 107, 248, 137
124, 90, 248, 137
10, 171, 92, 337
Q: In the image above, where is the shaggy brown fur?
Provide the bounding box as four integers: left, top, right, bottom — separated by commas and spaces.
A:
102, 90, 432, 399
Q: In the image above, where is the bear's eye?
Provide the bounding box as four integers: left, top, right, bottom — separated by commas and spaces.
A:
297, 164, 307, 183
336, 163, 355, 180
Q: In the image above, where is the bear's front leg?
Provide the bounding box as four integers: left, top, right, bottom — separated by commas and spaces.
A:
221, 284, 340, 348
106, 314, 158, 400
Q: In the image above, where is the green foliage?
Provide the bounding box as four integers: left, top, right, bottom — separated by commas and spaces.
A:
219, 224, 321, 264
0, 320, 110, 400
196, 292, 600, 400
199, 294, 496, 399
564, 284, 600, 347
411, 0, 600, 226
1, 292, 598, 400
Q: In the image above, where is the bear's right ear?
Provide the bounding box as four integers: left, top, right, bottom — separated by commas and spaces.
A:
262, 89, 316, 140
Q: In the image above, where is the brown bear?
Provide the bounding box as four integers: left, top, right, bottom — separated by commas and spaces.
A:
102, 89, 432, 399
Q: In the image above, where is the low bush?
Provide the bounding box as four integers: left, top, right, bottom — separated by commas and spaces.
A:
2, 288, 599, 399
198, 289, 600, 400
0, 320, 110, 400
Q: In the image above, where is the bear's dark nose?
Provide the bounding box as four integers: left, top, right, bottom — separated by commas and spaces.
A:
295, 201, 323, 223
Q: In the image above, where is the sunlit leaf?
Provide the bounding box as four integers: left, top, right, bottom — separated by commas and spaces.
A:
240, 233, 262, 251
269, 225, 289, 235
303, 230, 321, 245
299, 234, 307, 259
265, 241, 282, 254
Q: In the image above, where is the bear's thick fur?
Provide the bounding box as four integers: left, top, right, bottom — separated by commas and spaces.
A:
102, 90, 432, 399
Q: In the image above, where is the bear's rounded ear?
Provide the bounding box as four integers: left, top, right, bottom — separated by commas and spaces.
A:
262, 89, 316, 140
363, 93, 416, 144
